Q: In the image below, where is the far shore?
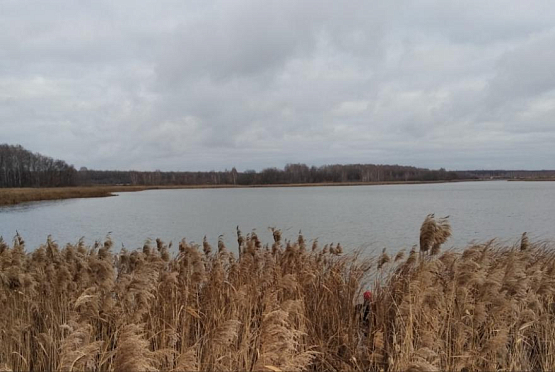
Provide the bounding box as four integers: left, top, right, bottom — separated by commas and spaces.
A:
1, 179, 489, 206
507, 178, 555, 181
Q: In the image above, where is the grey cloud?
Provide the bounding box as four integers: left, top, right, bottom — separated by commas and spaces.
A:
488, 30, 555, 102
1, 1, 555, 171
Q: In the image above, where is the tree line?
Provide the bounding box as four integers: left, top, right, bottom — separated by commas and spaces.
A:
4, 143, 554, 189
79, 163, 460, 186
457, 169, 555, 180
73, 165, 555, 186
0, 144, 77, 187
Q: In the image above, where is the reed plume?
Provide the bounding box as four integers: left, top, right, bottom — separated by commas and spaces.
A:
419, 214, 452, 255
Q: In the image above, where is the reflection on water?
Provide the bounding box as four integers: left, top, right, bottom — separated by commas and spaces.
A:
1, 181, 554, 253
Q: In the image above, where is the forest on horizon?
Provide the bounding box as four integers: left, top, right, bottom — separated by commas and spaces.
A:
1, 143, 553, 188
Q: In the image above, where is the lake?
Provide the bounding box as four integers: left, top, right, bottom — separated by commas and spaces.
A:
1, 181, 554, 254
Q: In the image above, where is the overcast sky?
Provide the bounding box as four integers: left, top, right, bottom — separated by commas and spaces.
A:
1, 1, 555, 171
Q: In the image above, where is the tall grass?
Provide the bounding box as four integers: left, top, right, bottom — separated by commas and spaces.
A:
1, 219, 554, 371
0, 186, 234, 206
0, 187, 118, 206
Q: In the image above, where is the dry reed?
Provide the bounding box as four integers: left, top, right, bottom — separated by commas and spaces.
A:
1, 218, 555, 371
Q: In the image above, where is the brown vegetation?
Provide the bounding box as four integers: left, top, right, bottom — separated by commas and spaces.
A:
1, 220, 554, 371
0, 185, 238, 206
0, 181, 468, 207
0, 187, 120, 206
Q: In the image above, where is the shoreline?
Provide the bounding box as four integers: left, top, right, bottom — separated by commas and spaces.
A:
507, 178, 555, 181
1, 179, 484, 206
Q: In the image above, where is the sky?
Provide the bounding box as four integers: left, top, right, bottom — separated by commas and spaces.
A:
1, 0, 555, 171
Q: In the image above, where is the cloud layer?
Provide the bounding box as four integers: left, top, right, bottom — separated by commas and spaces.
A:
1, 0, 554, 170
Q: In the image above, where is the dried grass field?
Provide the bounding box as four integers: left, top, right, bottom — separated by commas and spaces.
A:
1, 216, 554, 371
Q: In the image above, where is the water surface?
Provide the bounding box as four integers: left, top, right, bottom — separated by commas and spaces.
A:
1, 181, 554, 254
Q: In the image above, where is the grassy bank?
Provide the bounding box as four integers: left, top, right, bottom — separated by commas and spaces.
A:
0, 180, 474, 207
0, 185, 208, 206
1, 218, 554, 371
0, 186, 126, 206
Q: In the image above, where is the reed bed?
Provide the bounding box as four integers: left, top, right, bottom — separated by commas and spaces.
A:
0, 186, 202, 206
1, 218, 554, 371
0, 181, 466, 207
0, 187, 118, 206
